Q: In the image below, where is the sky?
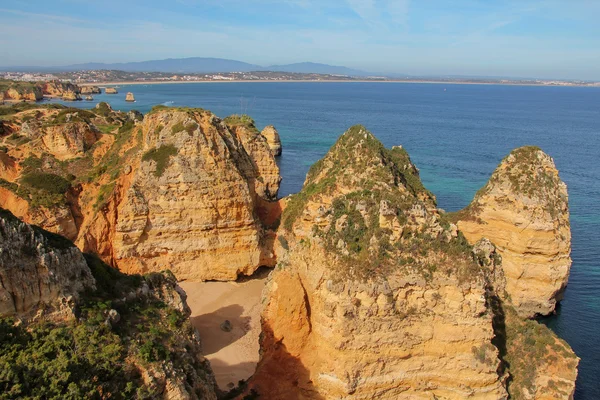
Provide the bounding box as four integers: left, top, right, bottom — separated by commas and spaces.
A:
0, 0, 599, 80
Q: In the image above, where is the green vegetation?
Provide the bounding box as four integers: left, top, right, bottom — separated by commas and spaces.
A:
148, 105, 205, 115
0, 103, 65, 118
54, 108, 95, 124
171, 121, 185, 134
282, 125, 481, 282
502, 306, 578, 399
95, 182, 116, 210
0, 178, 17, 193
17, 172, 71, 208
142, 144, 178, 177
185, 122, 198, 135
96, 124, 118, 134
223, 114, 258, 132
0, 254, 212, 399
94, 102, 112, 117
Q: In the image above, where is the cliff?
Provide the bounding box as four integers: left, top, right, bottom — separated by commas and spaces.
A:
0, 208, 94, 319
80, 85, 101, 94
0, 104, 283, 282
0, 80, 43, 101
0, 207, 219, 399
41, 80, 81, 97
247, 126, 578, 399
102, 109, 280, 280
452, 146, 571, 318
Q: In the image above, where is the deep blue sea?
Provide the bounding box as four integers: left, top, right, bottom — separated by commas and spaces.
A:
56, 82, 600, 399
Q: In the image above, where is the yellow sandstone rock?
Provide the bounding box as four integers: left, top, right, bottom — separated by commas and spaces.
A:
454, 146, 571, 318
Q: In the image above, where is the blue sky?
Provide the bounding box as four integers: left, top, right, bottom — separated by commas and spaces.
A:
1, 0, 599, 79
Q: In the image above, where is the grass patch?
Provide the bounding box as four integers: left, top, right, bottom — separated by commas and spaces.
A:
96, 124, 118, 134
142, 144, 178, 177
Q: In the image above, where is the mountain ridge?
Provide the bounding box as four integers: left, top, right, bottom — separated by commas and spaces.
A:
0, 57, 373, 76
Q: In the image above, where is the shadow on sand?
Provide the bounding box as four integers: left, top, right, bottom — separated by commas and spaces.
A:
191, 304, 252, 355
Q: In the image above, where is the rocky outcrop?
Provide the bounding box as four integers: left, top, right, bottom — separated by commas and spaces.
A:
247, 127, 578, 399
3, 86, 43, 101
105, 87, 118, 94
454, 146, 571, 318
42, 121, 100, 160
261, 125, 282, 156
0, 208, 94, 319
41, 81, 80, 97
0, 207, 219, 398
125, 92, 135, 102
62, 90, 82, 101
80, 86, 101, 94
90, 108, 281, 281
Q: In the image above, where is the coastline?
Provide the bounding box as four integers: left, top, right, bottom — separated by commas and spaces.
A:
79, 79, 600, 88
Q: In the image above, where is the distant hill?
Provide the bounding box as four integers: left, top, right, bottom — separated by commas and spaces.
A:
265, 62, 369, 76
0, 57, 371, 76
64, 57, 262, 73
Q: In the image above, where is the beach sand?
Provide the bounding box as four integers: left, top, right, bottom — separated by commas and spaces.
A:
179, 268, 269, 391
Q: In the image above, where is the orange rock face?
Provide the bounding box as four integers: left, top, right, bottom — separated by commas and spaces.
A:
87, 109, 281, 280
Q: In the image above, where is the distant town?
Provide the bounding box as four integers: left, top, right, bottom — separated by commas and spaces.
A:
1, 70, 599, 87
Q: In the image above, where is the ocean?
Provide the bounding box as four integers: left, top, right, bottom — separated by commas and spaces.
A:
56, 82, 600, 398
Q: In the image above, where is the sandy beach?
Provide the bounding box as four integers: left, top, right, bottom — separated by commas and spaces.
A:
179, 268, 269, 391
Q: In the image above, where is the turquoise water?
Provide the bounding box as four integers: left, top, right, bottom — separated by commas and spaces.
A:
55, 82, 600, 398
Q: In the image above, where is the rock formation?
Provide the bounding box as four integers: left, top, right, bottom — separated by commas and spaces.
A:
0, 207, 219, 399
62, 90, 82, 101
41, 81, 80, 97
2, 86, 43, 101
105, 87, 118, 94
453, 146, 571, 318
247, 126, 578, 399
86, 108, 281, 280
80, 85, 101, 94
261, 125, 282, 156
0, 208, 94, 318
126, 92, 135, 102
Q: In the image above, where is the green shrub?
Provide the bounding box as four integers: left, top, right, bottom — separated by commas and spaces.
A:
95, 182, 116, 210
171, 121, 185, 134
0, 178, 17, 193
20, 172, 71, 194
142, 144, 178, 177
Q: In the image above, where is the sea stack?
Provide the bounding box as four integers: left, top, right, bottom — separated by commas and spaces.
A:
454, 146, 572, 318
245, 126, 579, 399
260, 125, 282, 156
105, 87, 118, 94
125, 92, 135, 102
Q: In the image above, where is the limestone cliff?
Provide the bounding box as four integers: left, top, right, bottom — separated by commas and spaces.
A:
261, 125, 282, 156
41, 80, 81, 97
0, 208, 94, 319
0, 207, 219, 399
453, 146, 571, 318
2, 85, 43, 101
95, 108, 281, 280
0, 104, 283, 282
247, 127, 578, 399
